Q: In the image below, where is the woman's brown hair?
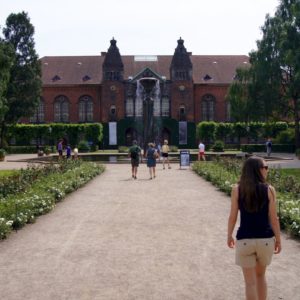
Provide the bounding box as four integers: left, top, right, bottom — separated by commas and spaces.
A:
239, 156, 267, 212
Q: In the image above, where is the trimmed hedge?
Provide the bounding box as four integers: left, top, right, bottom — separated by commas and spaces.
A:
241, 144, 296, 153
196, 121, 296, 144
5, 145, 56, 154
7, 123, 103, 148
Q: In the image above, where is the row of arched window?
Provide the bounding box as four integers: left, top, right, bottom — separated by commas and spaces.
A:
125, 94, 231, 121
30, 95, 93, 123
125, 96, 170, 117
30, 94, 230, 123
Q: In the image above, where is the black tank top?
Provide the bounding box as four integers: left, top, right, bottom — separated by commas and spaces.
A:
236, 183, 274, 240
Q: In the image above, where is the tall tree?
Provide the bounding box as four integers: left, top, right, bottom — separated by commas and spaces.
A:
226, 67, 258, 122
228, 0, 300, 148
0, 11, 41, 147
0, 40, 15, 146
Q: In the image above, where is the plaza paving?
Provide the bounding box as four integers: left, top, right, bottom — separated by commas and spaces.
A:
0, 155, 299, 299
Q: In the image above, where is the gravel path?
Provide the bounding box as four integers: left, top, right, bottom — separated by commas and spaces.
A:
0, 163, 299, 300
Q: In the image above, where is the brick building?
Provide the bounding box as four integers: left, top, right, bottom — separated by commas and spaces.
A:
36, 38, 249, 148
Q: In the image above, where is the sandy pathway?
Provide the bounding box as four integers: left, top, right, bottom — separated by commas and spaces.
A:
0, 164, 299, 300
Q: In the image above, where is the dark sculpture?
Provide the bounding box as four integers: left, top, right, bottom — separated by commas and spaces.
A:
139, 77, 157, 152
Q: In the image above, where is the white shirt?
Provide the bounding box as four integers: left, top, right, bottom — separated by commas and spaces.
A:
199, 143, 205, 152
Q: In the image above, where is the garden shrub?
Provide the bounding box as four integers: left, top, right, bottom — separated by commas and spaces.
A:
212, 140, 224, 152
0, 160, 104, 239
192, 158, 300, 238
241, 144, 295, 153
274, 128, 295, 144
169, 145, 178, 152
118, 146, 129, 153
78, 140, 90, 152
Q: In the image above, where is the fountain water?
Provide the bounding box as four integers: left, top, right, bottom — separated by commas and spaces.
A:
135, 77, 161, 152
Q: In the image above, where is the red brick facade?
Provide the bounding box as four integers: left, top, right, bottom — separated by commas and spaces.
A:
35, 38, 248, 146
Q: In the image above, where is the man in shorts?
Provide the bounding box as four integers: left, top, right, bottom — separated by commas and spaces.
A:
161, 139, 171, 169
198, 141, 206, 161
128, 140, 141, 179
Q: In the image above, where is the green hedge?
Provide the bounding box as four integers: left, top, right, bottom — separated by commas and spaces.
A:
196, 121, 296, 143
241, 144, 296, 153
7, 123, 103, 147
5, 145, 56, 154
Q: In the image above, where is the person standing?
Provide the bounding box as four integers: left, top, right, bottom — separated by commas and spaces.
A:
66, 144, 72, 159
266, 138, 272, 157
57, 139, 63, 159
198, 141, 206, 161
146, 143, 157, 179
227, 156, 281, 300
73, 146, 78, 160
161, 139, 171, 169
128, 140, 141, 179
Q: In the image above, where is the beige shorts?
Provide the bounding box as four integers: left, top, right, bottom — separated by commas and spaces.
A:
235, 238, 275, 268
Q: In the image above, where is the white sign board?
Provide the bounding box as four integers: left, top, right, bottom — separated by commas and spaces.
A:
109, 122, 117, 145
180, 150, 190, 167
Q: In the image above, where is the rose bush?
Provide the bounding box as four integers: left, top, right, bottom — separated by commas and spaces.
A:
0, 160, 104, 239
193, 158, 300, 238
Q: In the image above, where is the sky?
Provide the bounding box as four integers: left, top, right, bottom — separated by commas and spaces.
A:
0, 0, 280, 58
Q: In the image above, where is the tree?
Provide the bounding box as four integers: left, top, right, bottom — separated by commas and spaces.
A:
0, 40, 15, 146
228, 0, 300, 148
226, 68, 257, 122
256, 0, 300, 147
0, 11, 41, 147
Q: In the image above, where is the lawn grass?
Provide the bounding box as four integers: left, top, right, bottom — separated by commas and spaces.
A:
0, 170, 19, 178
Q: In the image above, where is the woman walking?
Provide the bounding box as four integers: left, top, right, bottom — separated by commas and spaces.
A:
227, 156, 281, 300
146, 143, 157, 179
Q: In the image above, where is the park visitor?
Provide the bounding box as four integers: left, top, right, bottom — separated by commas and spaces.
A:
73, 147, 78, 159
128, 140, 141, 179
66, 144, 71, 159
198, 141, 206, 161
227, 156, 281, 300
57, 139, 63, 158
266, 138, 272, 157
146, 142, 157, 179
161, 139, 171, 169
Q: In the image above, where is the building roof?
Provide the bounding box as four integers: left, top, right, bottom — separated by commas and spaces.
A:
41, 54, 249, 85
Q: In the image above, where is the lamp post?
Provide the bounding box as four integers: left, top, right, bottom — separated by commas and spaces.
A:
48, 126, 52, 147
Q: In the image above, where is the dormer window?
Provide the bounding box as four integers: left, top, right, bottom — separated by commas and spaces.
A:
52, 75, 61, 82
82, 75, 91, 82
203, 74, 212, 81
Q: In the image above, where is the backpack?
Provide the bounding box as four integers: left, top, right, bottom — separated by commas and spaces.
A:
130, 147, 139, 159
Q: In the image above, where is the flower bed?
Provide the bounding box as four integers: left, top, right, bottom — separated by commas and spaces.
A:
0, 160, 104, 239
193, 158, 300, 238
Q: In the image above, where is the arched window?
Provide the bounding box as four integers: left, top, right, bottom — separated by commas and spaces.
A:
179, 104, 186, 120
162, 97, 170, 117
54, 95, 69, 122
79, 95, 93, 122
109, 105, 117, 121
30, 98, 45, 123
126, 97, 134, 117
202, 94, 215, 121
